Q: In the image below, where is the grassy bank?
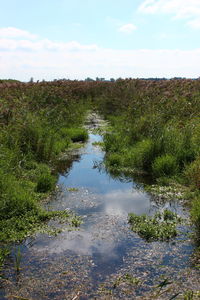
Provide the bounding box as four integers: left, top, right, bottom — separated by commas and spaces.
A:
1, 78, 200, 257
0, 81, 90, 267
92, 79, 200, 240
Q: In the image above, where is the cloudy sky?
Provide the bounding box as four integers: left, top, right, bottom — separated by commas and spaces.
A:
0, 0, 200, 81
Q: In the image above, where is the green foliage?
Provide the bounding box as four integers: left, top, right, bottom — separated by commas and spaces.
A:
104, 132, 127, 152
14, 247, 22, 272
0, 247, 10, 271
0, 171, 38, 219
113, 273, 141, 288
63, 128, 88, 142
190, 197, 200, 238
152, 154, 179, 178
128, 209, 181, 242
1, 78, 200, 244
36, 173, 56, 193
0, 80, 89, 244
106, 152, 123, 168
184, 157, 200, 189
127, 138, 156, 171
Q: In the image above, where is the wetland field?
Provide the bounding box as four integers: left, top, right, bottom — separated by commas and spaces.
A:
0, 79, 200, 299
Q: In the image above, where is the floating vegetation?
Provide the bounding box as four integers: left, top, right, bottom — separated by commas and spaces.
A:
145, 183, 186, 202
67, 187, 79, 192
128, 209, 182, 242
113, 273, 141, 289
92, 141, 104, 148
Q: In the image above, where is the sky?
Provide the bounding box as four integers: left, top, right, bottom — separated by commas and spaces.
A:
0, 0, 200, 81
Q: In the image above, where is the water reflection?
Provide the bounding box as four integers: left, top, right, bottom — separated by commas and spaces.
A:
38, 132, 184, 260
1, 118, 196, 300
103, 189, 150, 216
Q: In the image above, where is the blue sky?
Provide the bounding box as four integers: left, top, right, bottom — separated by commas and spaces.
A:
0, 0, 200, 80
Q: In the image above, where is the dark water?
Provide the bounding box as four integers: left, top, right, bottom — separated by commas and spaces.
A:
1, 117, 199, 299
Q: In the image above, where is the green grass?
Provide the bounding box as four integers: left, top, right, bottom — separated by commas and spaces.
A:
152, 154, 179, 178
62, 128, 88, 143
0, 82, 90, 269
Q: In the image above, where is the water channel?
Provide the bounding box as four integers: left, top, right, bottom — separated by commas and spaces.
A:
1, 114, 200, 299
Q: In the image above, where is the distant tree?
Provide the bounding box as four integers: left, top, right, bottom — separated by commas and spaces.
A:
85, 77, 94, 82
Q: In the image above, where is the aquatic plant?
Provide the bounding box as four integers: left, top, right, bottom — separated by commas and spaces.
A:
14, 247, 22, 273
67, 187, 79, 192
128, 209, 181, 242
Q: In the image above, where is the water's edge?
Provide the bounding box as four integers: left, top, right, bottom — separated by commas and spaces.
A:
1, 113, 199, 299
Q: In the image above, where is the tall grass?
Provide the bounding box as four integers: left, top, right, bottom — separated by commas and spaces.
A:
0, 80, 90, 246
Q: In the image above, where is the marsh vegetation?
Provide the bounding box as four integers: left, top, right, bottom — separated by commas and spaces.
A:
0, 78, 200, 298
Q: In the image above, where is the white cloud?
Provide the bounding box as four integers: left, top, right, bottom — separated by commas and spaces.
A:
0, 27, 37, 39
187, 19, 200, 29
138, 0, 200, 29
119, 23, 137, 34
0, 37, 98, 52
0, 27, 200, 81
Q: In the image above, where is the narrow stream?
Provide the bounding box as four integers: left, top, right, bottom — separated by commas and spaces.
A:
1, 114, 200, 299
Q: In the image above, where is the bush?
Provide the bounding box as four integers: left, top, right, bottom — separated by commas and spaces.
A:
152, 154, 179, 178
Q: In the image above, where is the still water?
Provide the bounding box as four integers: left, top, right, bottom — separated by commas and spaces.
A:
1, 116, 199, 299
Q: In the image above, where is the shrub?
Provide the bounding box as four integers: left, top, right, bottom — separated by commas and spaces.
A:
152, 154, 179, 178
